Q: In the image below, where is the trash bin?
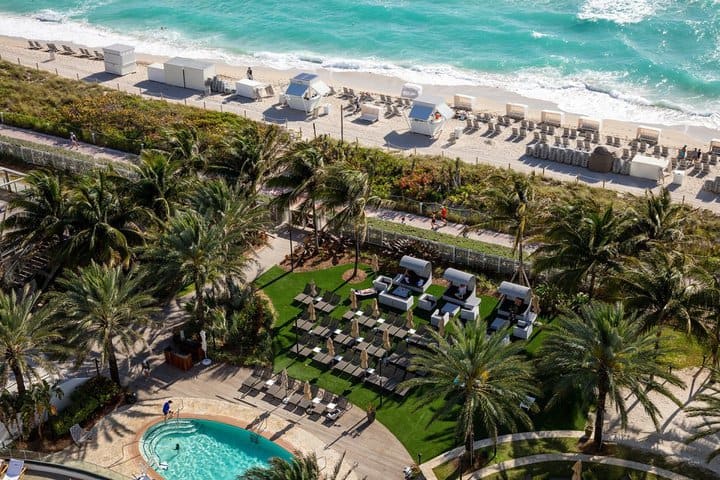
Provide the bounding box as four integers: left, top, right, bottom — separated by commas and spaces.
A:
672, 170, 684, 185
454, 127, 463, 139
322, 104, 331, 116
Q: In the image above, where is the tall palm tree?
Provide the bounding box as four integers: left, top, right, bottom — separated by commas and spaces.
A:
684, 370, 720, 462
54, 262, 158, 386
130, 149, 189, 222
320, 164, 380, 278
399, 318, 538, 468
532, 204, 629, 299
212, 124, 290, 192
0, 286, 62, 395
465, 173, 537, 285
166, 126, 211, 173
143, 210, 251, 326
268, 141, 327, 250
65, 170, 147, 268
626, 187, 689, 252
617, 251, 705, 349
539, 302, 684, 452
240, 452, 358, 480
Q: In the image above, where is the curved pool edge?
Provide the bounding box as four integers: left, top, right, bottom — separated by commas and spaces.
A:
132, 413, 297, 480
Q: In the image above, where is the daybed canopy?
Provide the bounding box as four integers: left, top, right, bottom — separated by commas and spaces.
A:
629, 154, 668, 181
401, 82, 423, 99
498, 281, 532, 302
236, 79, 272, 100
284, 73, 330, 113
399, 255, 432, 279
443, 268, 476, 290
636, 125, 661, 144
408, 96, 454, 137
710, 139, 720, 154
541, 110, 564, 127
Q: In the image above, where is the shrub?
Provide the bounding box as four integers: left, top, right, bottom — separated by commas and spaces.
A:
49, 376, 122, 437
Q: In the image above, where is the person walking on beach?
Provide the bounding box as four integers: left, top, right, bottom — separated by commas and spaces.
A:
246, 67, 253, 80
69, 132, 79, 150
430, 212, 437, 230
440, 206, 448, 226
162, 399, 173, 420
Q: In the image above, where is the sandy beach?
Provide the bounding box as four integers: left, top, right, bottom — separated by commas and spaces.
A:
2, 34, 720, 213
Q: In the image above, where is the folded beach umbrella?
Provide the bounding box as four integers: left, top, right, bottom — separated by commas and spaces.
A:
326, 338, 335, 357
304, 381, 312, 400
360, 349, 369, 370
351, 318, 360, 338
372, 298, 380, 318
309, 279, 317, 297
406, 309, 415, 329
438, 316, 445, 337
371, 254, 380, 273
308, 301, 316, 321
383, 328, 391, 350
350, 289, 358, 310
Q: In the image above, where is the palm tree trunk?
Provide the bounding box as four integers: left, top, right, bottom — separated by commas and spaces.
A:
107, 344, 121, 386
588, 268, 597, 300
353, 225, 360, 278
9, 359, 26, 395
517, 234, 527, 286
195, 274, 205, 326
465, 423, 475, 470
593, 376, 608, 452
312, 199, 319, 251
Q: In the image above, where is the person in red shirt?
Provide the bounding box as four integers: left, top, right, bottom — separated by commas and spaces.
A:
440, 206, 448, 226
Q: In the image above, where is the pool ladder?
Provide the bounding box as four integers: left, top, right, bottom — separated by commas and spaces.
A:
249, 411, 269, 443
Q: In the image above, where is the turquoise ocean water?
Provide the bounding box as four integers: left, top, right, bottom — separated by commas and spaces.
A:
0, 0, 718, 128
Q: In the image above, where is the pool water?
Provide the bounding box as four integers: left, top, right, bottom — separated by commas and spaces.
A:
140, 418, 293, 480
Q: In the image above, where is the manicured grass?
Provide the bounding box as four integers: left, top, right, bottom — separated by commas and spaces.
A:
366, 217, 515, 259
255, 264, 585, 461
434, 437, 718, 480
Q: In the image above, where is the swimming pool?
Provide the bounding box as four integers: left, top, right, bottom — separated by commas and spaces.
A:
140, 418, 293, 480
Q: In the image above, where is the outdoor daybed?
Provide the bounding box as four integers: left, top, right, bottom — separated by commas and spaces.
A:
490, 281, 537, 339
392, 255, 432, 293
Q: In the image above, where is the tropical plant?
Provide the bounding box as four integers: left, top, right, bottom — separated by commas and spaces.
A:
268, 140, 327, 250
626, 187, 690, 252
532, 204, 629, 299
320, 164, 381, 277
684, 369, 720, 462
0, 286, 62, 395
465, 173, 538, 285
166, 126, 212, 173
399, 317, 538, 468
539, 302, 684, 452
240, 451, 359, 480
129, 149, 189, 222
54, 262, 158, 386
22, 379, 62, 441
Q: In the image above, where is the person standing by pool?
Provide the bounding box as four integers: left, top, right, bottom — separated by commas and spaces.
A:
162, 399, 173, 420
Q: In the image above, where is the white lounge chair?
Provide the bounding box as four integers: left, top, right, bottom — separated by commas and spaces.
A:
3, 459, 26, 480
70, 423, 94, 445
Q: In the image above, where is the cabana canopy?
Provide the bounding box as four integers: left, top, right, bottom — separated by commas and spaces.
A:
498, 281, 532, 302
400, 255, 432, 278
443, 268, 476, 290
577, 117, 602, 132
401, 83, 423, 99
506, 103, 528, 120
541, 110, 564, 127
284, 73, 330, 112
636, 126, 661, 144
630, 154, 668, 181
710, 139, 720, 154
409, 96, 454, 121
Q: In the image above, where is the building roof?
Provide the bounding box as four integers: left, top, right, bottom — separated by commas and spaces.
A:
165, 57, 215, 70
286, 83, 309, 97
103, 44, 134, 55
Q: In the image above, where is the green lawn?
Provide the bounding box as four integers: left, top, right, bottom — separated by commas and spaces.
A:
255, 264, 586, 461
366, 217, 516, 258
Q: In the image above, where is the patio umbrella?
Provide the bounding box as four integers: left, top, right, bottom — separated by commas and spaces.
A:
309, 279, 317, 297
372, 298, 380, 318
371, 254, 380, 273
571, 460, 582, 480
351, 318, 360, 338
360, 349, 369, 370
308, 301, 316, 321
405, 310, 415, 329
280, 368, 289, 392
199, 330, 208, 358
349, 289, 358, 310
438, 316, 445, 337
304, 381, 312, 400
326, 338, 335, 357
383, 328, 391, 350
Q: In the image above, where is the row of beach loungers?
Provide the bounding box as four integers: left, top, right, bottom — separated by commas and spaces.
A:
293, 285, 341, 313
340, 87, 412, 108
27, 40, 104, 60
240, 366, 350, 420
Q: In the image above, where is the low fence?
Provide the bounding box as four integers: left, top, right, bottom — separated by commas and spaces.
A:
0, 449, 131, 479
357, 225, 521, 276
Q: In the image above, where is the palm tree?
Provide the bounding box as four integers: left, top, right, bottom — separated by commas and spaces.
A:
0, 286, 62, 395
539, 302, 684, 452
212, 124, 290, 192
54, 262, 158, 386
143, 210, 252, 326
65, 170, 147, 268
684, 370, 720, 462
166, 126, 211, 173
320, 164, 380, 278
626, 187, 689, 252
130, 149, 189, 222
268, 140, 327, 250
399, 318, 538, 468
617, 251, 705, 349
240, 451, 358, 480
24, 379, 62, 441
532, 204, 629, 299
465, 173, 537, 285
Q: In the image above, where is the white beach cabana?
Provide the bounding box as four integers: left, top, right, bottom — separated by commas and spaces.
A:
359, 103, 383, 123
491, 281, 537, 339
453, 94, 476, 111
577, 117, 602, 132
284, 73, 330, 113
506, 103, 528, 120
393, 255, 432, 292
636, 126, 662, 144
630, 154, 669, 181
164, 57, 215, 91
709, 139, 720, 155
401, 83, 423, 99
103, 44, 136, 76
408, 96, 454, 138
147, 63, 164, 83
441, 268, 476, 305
541, 110, 564, 127
235, 79, 273, 100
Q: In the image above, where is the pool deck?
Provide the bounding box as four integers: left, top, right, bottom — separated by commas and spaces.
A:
59, 361, 413, 479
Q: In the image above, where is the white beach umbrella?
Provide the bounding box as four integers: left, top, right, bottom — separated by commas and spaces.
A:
360, 349, 369, 370
280, 369, 289, 391
326, 338, 335, 357
304, 381, 312, 400
308, 301, 316, 321
200, 330, 207, 358
350, 289, 358, 310
351, 318, 360, 338
406, 310, 415, 329
372, 298, 380, 318
371, 254, 380, 273
309, 280, 317, 297
383, 328, 391, 350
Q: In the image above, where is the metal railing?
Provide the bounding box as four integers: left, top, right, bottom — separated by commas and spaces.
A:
0, 448, 132, 479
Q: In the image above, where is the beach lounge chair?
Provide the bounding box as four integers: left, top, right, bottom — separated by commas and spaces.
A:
61, 45, 76, 55
2, 459, 26, 480
79, 47, 93, 57
27, 40, 40, 50
94, 50, 104, 60
47, 43, 59, 53
70, 423, 95, 445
